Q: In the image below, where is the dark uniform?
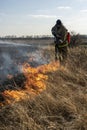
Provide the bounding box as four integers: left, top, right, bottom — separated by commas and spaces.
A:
51, 19, 68, 63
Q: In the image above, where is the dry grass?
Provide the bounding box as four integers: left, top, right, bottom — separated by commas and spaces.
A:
0, 46, 87, 130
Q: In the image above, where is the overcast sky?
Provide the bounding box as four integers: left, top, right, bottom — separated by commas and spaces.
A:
0, 0, 87, 36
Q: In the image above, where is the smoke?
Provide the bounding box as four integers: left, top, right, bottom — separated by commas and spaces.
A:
0, 41, 50, 82
31, 49, 50, 66
0, 53, 20, 81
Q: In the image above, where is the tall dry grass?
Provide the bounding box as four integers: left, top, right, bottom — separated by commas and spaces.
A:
0, 46, 87, 130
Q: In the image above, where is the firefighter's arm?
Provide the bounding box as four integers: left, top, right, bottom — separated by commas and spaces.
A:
51, 26, 62, 43
51, 28, 61, 39
51, 27, 56, 37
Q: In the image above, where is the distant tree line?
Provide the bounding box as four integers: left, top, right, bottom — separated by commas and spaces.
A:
0, 33, 87, 47
0, 35, 53, 40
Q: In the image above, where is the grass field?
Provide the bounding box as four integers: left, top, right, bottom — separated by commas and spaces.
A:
0, 42, 87, 130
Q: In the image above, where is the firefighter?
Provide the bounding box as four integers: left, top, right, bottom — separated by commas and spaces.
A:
51, 19, 68, 63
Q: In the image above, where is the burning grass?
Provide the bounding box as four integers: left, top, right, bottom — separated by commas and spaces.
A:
0, 46, 87, 129
0, 61, 61, 106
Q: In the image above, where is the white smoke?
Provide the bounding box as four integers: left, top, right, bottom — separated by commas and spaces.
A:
0, 41, 50, 81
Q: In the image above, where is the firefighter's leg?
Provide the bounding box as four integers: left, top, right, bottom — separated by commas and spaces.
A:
55, 44, 58, 60
58, 47, 63, 62
61, 46, 68, 63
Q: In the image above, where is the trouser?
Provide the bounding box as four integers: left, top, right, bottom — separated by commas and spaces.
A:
55, 44, 68, 62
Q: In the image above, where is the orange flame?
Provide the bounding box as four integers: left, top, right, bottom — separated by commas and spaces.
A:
1, 61, 61, 106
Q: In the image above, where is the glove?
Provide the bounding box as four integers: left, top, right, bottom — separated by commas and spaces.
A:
56, 35, 61, 39
56, 39, 63, 45
59, 39, 63, 44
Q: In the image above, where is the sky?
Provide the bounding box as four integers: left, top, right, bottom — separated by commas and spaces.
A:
0, 0, 87, 36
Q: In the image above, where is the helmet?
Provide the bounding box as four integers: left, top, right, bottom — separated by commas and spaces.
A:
56, 19, 62, 25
